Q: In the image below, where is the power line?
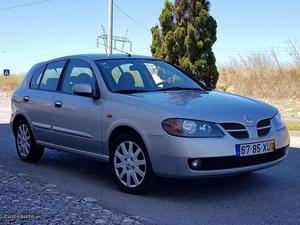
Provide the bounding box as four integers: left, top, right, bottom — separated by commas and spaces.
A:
0, 0, 51, 11
2, 43, 130, 65
97, 42, 132, 55
0, 47, 98, 64
113, 2, 150, 33
1, 41, 132, 65
214, 47, 290, 50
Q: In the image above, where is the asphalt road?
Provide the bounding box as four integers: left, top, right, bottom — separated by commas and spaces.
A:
0, 98, 10, 123
1, 99, 300, 225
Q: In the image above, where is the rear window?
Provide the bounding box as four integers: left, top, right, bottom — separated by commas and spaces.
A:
39, 60, 67, 91
30, 65, 45, 89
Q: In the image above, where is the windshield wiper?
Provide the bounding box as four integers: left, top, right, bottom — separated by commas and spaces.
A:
156, 87, 203, 92
113, 89, 150, 94
113, 87, 202, 94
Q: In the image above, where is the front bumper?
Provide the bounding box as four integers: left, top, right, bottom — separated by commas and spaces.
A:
147, 127, 290, 178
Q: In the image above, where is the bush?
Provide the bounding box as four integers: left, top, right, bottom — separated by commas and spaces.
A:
0, 75, 24, 96
217, 46, 300, 99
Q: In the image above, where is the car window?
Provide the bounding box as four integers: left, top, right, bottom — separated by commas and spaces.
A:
96, 59, 201, 92
39, 60, 67, 91
110, 64, 144, 87
62, 59, 97, 94
30, 65, 45, 89
145, 63, 186, 86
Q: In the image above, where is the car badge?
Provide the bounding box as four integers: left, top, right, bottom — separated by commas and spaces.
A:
244, 114, 253, 124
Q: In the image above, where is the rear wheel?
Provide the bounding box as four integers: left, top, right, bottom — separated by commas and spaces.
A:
110, 133, 155, 194
15, 120, 44, 163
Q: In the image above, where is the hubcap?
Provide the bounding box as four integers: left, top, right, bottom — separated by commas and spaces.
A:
17, 124, 31, 157
114, 141, 146, 188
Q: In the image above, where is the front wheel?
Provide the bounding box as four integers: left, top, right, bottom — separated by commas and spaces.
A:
110, 133, 155, 194
15, 120, 44, 163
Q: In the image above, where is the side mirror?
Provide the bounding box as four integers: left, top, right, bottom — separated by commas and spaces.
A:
72, 83, 99, 99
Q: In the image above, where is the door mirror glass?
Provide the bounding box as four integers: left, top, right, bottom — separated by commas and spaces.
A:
72, 83, 93, 97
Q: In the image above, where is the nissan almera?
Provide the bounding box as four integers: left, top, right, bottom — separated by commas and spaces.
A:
11, 54, 290, 194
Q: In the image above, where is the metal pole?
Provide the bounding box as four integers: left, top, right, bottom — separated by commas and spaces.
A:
5, 76, 7, 97
108, 0, 113, 55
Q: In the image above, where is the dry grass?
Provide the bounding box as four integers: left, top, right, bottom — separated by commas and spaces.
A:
217, 49, 300, 99
217, 40, 300, 99
0, 75, 24, 96
218, 65, 300, 99
286, 120, 300, 131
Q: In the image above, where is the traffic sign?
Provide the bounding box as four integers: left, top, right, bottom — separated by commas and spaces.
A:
3, 69, 10, 76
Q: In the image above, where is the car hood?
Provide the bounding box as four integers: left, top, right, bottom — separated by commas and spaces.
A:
130, 90, 278, 125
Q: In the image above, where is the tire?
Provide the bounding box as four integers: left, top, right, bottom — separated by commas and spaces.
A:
15, 120, 44, 163
110, 132, 155, 194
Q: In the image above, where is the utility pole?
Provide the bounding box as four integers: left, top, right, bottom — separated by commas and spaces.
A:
97, 1, 132, 54
97, 27, 133, 53
107, 0, 113, 55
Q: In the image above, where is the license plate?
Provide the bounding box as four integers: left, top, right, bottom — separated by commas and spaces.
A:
235, 140, 275, 157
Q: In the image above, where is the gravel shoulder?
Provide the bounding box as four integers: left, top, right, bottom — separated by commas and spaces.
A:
0, 165, 153, 225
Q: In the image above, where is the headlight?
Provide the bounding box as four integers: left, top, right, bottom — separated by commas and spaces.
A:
273, 113, 286, 130
162, 119, 224, 138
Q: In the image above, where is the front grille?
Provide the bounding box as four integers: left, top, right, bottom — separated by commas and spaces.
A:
257, 118, 271, 137
257, 119, 271, 127
188, 147, 287, 171
220, 123, 249, 139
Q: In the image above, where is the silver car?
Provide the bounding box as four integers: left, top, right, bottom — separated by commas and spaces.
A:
11, 54, 290, 194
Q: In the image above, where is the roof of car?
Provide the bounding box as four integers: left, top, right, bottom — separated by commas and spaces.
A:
30, 54, 157, 72
47, 54, 155, 62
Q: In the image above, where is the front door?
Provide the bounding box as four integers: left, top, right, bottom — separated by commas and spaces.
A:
51, 59, 103, 154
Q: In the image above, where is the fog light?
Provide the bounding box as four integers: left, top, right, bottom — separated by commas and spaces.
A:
191, 159, 201, 169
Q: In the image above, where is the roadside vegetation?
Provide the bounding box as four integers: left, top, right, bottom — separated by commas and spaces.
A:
0, 75, 24, 96
286, 121, 300, 132
217, 42, 300, 99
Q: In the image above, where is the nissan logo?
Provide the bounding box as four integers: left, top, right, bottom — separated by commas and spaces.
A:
244, 114, 253, 124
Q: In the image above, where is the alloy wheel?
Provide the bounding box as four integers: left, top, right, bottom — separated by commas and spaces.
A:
17, 124, 31, 157
114, 141, 146, 188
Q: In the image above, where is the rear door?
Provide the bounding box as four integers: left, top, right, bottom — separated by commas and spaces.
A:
52, 59, 103, 154
24, 60, 67, 144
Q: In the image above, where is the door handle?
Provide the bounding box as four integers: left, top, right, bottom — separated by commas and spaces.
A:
23, 96, 30, 102
54, 101, 62, 108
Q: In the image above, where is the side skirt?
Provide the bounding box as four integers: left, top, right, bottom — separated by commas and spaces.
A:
36, 141, 109, 162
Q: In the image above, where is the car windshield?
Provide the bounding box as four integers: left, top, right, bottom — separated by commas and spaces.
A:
95, 59, 203, 93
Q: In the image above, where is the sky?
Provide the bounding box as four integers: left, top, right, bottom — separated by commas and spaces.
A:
0, 0, 299, 74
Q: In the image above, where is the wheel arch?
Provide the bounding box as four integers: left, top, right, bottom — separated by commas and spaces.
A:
12, 113, 33, 137
106, 121, 151, 159
108, 126, 144, 152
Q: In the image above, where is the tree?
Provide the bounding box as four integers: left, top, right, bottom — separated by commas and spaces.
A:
151, 0, 219, 88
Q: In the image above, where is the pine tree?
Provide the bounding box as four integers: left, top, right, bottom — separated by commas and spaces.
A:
151, 0, 219, 88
